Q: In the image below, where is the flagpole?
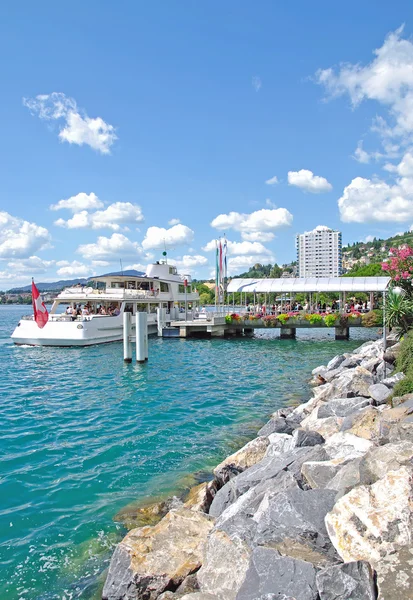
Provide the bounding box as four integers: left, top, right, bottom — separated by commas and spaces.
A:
215, 240, 218, 311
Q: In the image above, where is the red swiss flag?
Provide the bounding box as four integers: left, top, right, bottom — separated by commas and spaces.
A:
32, 280, 49, 329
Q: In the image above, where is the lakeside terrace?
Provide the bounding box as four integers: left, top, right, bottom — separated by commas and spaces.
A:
171, 276, 391, 340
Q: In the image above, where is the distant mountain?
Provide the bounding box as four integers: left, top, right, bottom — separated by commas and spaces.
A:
7, 278, 88, 293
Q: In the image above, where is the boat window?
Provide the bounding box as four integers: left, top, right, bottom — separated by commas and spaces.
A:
169, 266, 177, 275
110, 282, 124, 288
160, 282, 169, 292
126, 281, 136, 289
179, 284, 192, 293
125, 303, 134, 314
137, 282, 150, 290
136, 303, 148, 312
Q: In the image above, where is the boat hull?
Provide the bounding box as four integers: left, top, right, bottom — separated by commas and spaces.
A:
11, 316, 158, 347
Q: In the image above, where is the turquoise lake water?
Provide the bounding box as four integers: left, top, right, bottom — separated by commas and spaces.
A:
0, 305, 380, 599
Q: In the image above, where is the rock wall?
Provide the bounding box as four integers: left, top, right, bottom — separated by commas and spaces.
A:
103, 336, 413, 600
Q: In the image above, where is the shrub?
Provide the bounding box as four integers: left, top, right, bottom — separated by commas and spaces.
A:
393, 376, 413, 397
395, 330, 413, 374
277, 313, 289, 325
262, 315, 277, 328
323, 314, 337, 327
361, 310, 383, 327
306, 313, 323, 325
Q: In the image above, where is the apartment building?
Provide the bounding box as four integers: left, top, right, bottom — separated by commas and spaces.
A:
296, 225, 342, 277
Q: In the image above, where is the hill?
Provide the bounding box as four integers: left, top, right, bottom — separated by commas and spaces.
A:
7, 278, 88, 293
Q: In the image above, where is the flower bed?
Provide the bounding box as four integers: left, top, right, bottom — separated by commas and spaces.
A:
224, 311, 372, 328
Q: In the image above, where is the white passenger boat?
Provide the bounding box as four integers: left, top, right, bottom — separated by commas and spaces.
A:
11, 261, 199, 346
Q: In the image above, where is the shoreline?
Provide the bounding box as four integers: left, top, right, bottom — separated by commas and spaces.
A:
101, 331, 413, 600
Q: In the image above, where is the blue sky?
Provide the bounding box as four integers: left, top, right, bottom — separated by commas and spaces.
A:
2, 1, 413, 288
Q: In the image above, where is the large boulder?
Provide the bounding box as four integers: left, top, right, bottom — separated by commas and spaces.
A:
253, 488, 339, 566
325, 467, 413, 600
301, 458, 347, 489
264, 433, 294, 457
235, 547, 318, 600
258, 417, 297, 437
317, 397, 372, 419
209, 446, 327, 518
324, 432, 374, 461
317, 367, 375, 402
368, 383, 391, 406
102, 509, 214, 600
382, 372, 405, 389
291, 429, 325, 447
358, 441, 413, 485
302, 416, 344, 439
315, 561, 376, 600
197, 530, 251, 600
183, 481, 219, 513
324, 458, 363, 498
213, 437, 270, 485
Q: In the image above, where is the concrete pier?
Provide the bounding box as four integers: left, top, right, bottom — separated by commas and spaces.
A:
335, 326, 350, 340
280, 327, 296, 340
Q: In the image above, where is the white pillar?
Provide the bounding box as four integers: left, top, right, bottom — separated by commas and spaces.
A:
136, 312, 147, 363
156, 307, 166, 337
123, 311, 132, 363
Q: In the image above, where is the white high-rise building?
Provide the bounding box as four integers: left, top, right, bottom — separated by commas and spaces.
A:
296, 225, 342, 277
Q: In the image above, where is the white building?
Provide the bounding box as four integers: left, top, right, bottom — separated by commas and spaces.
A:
296, 225, 342, 277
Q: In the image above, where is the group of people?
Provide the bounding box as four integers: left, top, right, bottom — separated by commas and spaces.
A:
245, 298, 373, 316
65, 304, 121, 319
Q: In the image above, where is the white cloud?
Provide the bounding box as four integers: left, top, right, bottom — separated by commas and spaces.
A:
91, 260, 110, 267
54, 202, 144, 231
315, 27, 413, 144
23, 92, 117, 154
168, 218, 180, 226
210, 208, 292, 241
173, 255, 208, 270
50, 192, 104, 213
124, 263, 147, 272
242, 231, 275, 242
0, 211, 51, 259
56, 261, 93, 277
252, 76, 262, 92
202, 239, 272, 256
265, 176, 279, 185
142, 224, 194, 250
363, 235, 375, 243
353, 141, 371, 164
77, 233, 145, 260
287, 169, 332, 193
7, 256, 54, 274
338, 173, 413, 223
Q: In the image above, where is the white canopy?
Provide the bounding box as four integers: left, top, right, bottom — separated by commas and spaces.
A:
226, 277, 391, 294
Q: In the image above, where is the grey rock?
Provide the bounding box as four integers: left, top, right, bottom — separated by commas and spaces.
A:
316, 561, 376, 600
340, 355, 362, 369
323, 366, 346, 382
271, 406, 296, 419
383, 343, 401, 364
258, 417, 297, 437
301, 459, 347, 489
392, 392, 413, 407
326, 458, 362, 497
174, 574, 200, 597
265, 433, 294, 457
209, 446, 327, 518
253, 488, 339, 566
197, 530, 251, 600
317, 397, 372, 419
326, 354, 346, 371
292, 429, 325, 447
368, 383, 392, 405
375, 360, 394, 381
358, 440, 413, 485
324, 432, 373, 460
179, 594, 218, 600
382, 372, 405, 388
236, 547, 318, 600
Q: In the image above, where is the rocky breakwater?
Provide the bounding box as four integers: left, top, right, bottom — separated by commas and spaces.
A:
102, 337, 413, 600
